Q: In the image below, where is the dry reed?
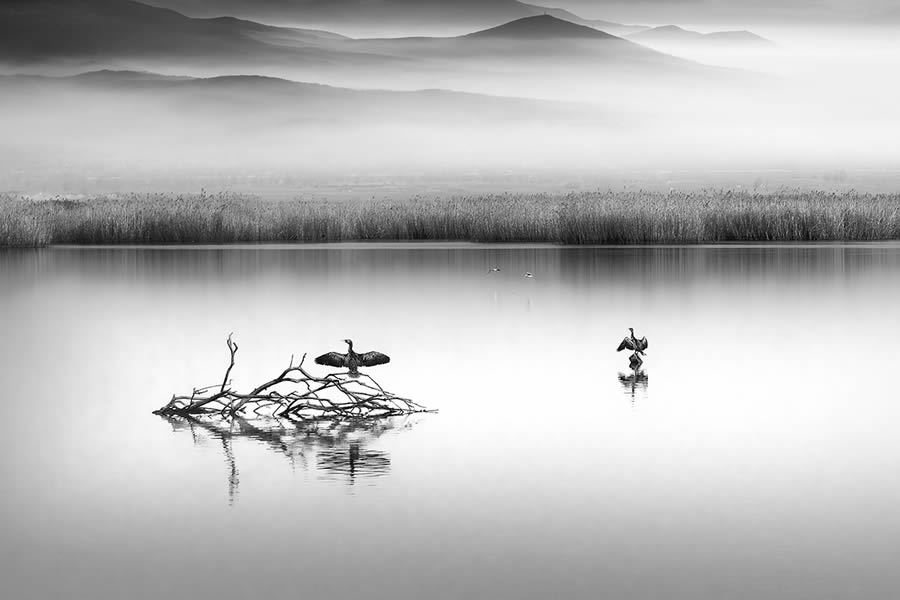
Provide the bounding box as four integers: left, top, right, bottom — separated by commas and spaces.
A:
2, 189, 899, 247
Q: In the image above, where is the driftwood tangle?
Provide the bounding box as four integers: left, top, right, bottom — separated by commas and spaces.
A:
154, 335, 430, 419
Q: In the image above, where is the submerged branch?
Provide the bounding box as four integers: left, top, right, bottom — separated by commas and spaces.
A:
153, 336, 431, 419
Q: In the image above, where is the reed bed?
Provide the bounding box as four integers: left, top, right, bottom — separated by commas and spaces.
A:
2, 190, 899, 247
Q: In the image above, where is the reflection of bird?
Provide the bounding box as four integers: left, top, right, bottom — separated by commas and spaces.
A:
628, 353, 643, 370
315, 339, 390, 376
617, 327, 648, 369
317, 441, 391, 485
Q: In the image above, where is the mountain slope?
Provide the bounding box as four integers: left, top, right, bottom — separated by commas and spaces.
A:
350, 16, 697, 72
0, 69, 602, 124
516, 2, 648, 36
0, 69, 616, 175
465, 15, 621, 40
0, 0, 346, 62
628, 25, 772, 47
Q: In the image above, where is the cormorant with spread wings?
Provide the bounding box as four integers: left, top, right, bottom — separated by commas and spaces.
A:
617, 327, 648, 368
315, 339, 390, 377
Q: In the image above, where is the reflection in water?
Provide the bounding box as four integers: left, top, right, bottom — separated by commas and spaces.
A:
7, 244, 899, 295
163, 415, 416, 502
618, 370, 649, 403
317, 442, 391, 485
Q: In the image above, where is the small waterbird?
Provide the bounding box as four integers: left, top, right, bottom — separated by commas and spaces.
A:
524, 272, 534, 278
617, 327, 648, 368
315, 339, 390, 376
488, 267, 501, 273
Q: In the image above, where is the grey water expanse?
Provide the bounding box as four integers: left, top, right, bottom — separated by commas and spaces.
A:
1, 244, 900, 599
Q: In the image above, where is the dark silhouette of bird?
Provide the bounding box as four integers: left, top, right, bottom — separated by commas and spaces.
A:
617, 327, 648, 354
617, 327, 648, 369
628, 352, 643, 370
315, 339, 390, 377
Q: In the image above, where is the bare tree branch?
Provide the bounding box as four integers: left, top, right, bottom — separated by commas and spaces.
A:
153, 336, 433, 419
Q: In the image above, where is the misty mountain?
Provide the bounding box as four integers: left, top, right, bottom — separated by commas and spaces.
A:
346, 16, 710, 79
0, 1, 741, 103
1, 69, 587, 122
143, 0, 647, 37
515, 3, 648, 37
465, 15, 622, 40
0, 69, 620, 175
628, 26, 773, 48
0, 0, 362, 64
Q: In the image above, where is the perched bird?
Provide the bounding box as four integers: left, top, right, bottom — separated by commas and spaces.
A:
617, 327, 648, 355
315, 339, 390, 377
617, 327, 648, 369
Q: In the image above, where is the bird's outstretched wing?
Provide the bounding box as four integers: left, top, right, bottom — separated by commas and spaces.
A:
617, 337, 636, 352
315, 352, 347, 368
639, 337, 648, 351
359, 351, 390, 367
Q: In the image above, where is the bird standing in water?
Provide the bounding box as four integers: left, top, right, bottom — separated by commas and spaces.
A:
617, 327, 648, 369
315, 339, 390, 377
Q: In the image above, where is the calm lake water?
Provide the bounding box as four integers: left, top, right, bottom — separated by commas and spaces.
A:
2, 244, 900, 599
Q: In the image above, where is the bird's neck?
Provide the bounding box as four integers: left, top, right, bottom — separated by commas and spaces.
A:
346, 341, 354, 352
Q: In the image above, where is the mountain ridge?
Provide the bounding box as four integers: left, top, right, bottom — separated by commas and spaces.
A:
141, 0, 648, 37
628, 25, 773, 46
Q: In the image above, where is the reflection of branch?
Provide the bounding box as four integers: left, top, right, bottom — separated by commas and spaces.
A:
618, 371, 648, 385
618, 370, 649, 402
154, 336, 433, 419
221, 435, 239, 506
162, 413, 416, 497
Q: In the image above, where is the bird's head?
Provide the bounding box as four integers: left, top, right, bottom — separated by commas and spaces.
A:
628, 327, 634, 334
343, 338, 353, 347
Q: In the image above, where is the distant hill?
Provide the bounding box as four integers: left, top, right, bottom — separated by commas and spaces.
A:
628, 25, 772, 47
68, 69, 194, 83
0, 69, 572, 106
0, 69, 607, 156
143, 0, 648, 37
0, 0, 347, 62
349, 15, 697, 75
514, 3, 648, 36
465, 14, 620, 40
0, 68, 623, 177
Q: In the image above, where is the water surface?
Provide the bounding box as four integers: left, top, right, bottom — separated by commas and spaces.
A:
1, 244, 899, 599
